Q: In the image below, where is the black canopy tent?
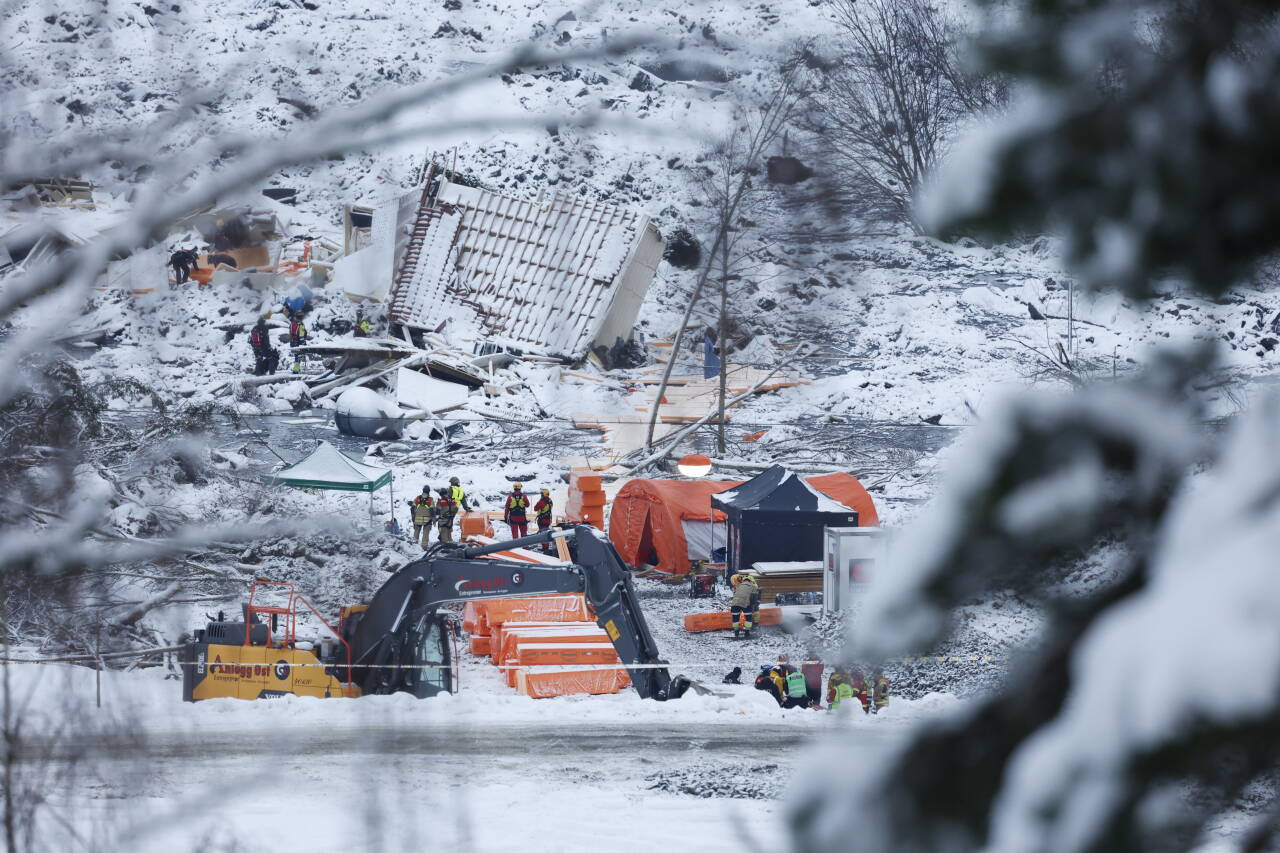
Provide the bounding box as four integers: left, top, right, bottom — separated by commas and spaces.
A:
711, 465, 859, 576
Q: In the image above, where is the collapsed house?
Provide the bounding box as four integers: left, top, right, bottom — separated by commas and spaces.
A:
334, 176, 665, 361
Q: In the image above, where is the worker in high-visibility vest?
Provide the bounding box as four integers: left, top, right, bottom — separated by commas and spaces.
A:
409, 487, 434, 547
533, 488, 554, 532
783, 669, 810, 708
729, 573, 759, 639
503, 483, 530, 538
828, 668, 855, 711
449, 476, 472, 512
872, 668, 891, 714
435, 488, 458, 544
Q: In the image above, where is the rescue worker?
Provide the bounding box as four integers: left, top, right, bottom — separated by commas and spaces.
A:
754, 664, 786, 706
289, 313, 308, 373
783, 666, 810, 709
827, 668, 855, 711
435, 487, 458, 544
448, 476, 472, 512
249, 319, 276, 376
872, 668, 891, 714
533, 488, 554, 532
802, 651, 826, 708
503, 482, 530, 539
850, 666, 872, 714
168, 248, 198, 284
354, 310, 373, 338
729, 573, 759, 639
409, 487, 434, 547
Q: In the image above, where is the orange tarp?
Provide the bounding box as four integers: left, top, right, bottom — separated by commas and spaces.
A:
515, 666, 630, 698
491, 625, 606, 671
496, 626, 608, 666
469, 636, 491, 655
516, 643, 620, 667
462, 602, 484, 635
609, 474, 880, 575
490, 621, 597, 664
501, 629, 609, 685
469, 595, 591, 636
683, 604, 783, 632
805, 472, 881, 527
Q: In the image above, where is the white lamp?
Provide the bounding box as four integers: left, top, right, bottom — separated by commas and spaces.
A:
677, 453, 712, 478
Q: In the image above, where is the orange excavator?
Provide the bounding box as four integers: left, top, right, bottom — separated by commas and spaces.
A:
181, 525, 694, 702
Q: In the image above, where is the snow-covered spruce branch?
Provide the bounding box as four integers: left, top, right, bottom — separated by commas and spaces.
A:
786, 350, 1273, 853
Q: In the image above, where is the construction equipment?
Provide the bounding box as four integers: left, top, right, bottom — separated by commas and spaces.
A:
182, 525, 692, 702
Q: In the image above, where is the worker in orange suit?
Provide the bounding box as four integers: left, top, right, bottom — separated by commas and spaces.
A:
503, 482, 530, 539
533, 488, 554, 533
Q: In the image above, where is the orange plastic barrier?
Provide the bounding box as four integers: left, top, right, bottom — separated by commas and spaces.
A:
682, 605, 783, 633
517, 643, 620, 666
569, 470, 603, 492
469, 636, 491, 655
460, 511, 495, 538
497, 626, 609, 667
515, 666, 630, 698
567, 468, 607, 527
566, 500, 605, 527
471, 595, 591, 636
462, 601, 484, 635
504, 640, 621, 686
492, 621, 601, 663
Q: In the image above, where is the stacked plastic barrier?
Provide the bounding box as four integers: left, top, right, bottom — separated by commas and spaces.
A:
566, 468, 606, 529
462, 595, 630, 698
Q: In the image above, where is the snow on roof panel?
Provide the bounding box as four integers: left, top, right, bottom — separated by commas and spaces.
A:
387, 181, 659, 357
268, 441, 391, 492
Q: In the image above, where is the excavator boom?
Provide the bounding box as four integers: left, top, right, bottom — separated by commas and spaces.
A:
346, 525, 690, 701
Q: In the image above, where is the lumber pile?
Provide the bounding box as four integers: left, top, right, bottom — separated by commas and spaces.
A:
747, 561, 824, 603
682, 604, 783, 633
461, 595, 629, 698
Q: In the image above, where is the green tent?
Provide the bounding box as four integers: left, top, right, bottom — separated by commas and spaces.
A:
266, 440, 392, 491
266, 441, 395, 525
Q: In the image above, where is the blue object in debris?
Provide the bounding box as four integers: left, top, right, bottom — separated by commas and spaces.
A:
703, 331, 720, 379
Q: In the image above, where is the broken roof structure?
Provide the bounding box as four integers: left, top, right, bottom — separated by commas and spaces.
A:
365, 177, 663, 360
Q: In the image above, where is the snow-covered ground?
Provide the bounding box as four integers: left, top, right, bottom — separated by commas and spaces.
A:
8, 663, 955, 852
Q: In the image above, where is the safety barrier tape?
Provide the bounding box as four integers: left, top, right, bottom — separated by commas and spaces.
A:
0, 654, 1007, 670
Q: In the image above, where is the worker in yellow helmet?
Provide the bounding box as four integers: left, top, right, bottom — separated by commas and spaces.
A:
533, 488, 554, 533
503, 482, 530, 539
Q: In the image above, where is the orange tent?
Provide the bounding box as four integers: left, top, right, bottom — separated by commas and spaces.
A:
609, 473, 878, 575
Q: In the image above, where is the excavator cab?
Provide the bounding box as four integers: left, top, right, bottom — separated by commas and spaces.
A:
338, 605, 458, 698
398, 613, 458, 698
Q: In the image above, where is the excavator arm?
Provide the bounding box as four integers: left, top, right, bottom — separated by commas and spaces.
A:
346, 525, 690, 701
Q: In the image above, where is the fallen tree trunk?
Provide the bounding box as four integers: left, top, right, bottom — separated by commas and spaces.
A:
116, 582, 184, 627
210, 373, 303, 395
